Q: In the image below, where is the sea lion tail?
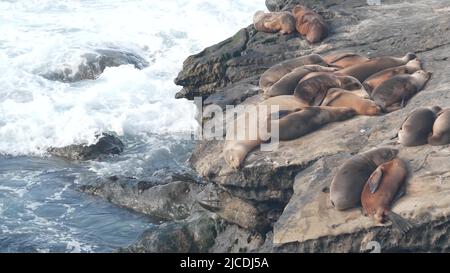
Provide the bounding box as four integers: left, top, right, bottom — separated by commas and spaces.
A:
386, 211, 413, 234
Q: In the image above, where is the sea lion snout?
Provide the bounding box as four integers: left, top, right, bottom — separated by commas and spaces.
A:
340, 76, 363, 90
404, 52, 417, 61
368, 104, 382, 116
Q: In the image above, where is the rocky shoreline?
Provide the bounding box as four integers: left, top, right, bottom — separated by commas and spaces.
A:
71, 0, 450, 252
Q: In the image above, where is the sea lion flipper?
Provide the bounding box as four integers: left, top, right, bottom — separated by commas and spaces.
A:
386, 211, 413, 234
271, 108, 302, 120
368, 167, 383, 193
392, 186, 406, 204
386, 103, 403, 113
321, 89, 342, 106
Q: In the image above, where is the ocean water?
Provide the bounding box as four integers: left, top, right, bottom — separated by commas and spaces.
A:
0, 0, 265, 252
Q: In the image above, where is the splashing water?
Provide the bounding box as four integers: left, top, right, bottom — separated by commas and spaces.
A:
0, 0, 265, 252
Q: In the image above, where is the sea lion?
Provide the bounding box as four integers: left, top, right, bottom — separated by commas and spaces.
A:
292, 5, 328, 43
298, 71, 330, 83
223, 96, 306, 169
321, 88, 382, 116
398, 106, 442, 146
259, 54, 326, 91
294, 73, 363, 106
428, 109, 450, 146
253, 10, 296, 34
361, 158, 413, 233
323, 52, 370, 69
337, 53, 417, 82
363, 59, 422, 94
266, 65, 338, 97
223, 100, 355, 169
371, 70, 431, 112
275, 106, 356, 140
330, 147, 399, 210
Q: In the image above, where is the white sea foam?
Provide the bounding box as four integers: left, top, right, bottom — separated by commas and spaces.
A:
0, 0, 265, 156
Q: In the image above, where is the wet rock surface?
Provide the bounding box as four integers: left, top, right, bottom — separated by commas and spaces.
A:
168, 0, 450, 252
48, 132, 124, 160
41, 48, 149, 82
79, 174, 204, 221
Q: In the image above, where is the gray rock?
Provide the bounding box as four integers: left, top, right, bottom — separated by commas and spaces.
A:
209, 223, 265, 253
265, 0, 285, 12
176, 0, 450, 252
121, 222, 195, 253
121, 212, 219, 253
203, 82, 260, 110
196, 183, 273, 232
41, 48, 149, 82
48, 132, 124, 160
174, 0, 364, 101
79, 173, 203, 221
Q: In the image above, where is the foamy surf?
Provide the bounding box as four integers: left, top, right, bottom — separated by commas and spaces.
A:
0, 0, 266, 252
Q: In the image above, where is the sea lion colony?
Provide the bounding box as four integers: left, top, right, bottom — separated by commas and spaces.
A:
219, 4, 448, 233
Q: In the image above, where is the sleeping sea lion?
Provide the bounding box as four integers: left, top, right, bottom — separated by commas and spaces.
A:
361, 158, 413, 234
337, 53, 417, 82
292, 5, 328, 43
330, 147, 399, 210
363, 59, 422, 94
294, 73, 363, 106
371, 70, 431, 112
223, 100, 355, 169
323, 52, 370, 69
266, 65, 338, 97
321, 88, 381, 116
398, 106, 442, 146
428, 108, 450, 146
223, 96, 306, 169
275, 106, 356, 140
259, 54, 326, 92
253, 10, 296, 34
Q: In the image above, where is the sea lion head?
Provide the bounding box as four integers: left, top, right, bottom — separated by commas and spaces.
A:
292, 5, 307, 17
406, 59, 422, 70
340, 75, 363, 90
366, 104, 383, 116
430, 105, 443, 114
403, 52, 417, 62
412, 70, 432, 81
337, 107, 357, 120
223, 143, 249, 170
253, 10, 266, 22
368, 147, 399, 165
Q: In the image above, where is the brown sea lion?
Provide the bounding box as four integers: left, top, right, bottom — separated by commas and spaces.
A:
363, 59, 422, 94
398, 106, 442, 146
259, 54, 326, 92
428, 109, 450, 146
361, 158, 413, 233
371, 70, 431, 112
223, 96, 306, 169
223, 101, 355, 169
266, 65, 338, 97
330, 147, 399, 210
323, 52, 370, 69
337, 53, 417, 82
275, 106, 356, 140
253, 10, 296, 34
292, 5, 328, 43
298, 71, 330, 83
294, 73, 363, 106
321, 88, 382, 116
